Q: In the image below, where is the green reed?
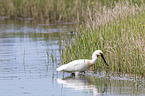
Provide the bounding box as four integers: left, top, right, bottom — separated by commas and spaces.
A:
61, 1, 145, 75
0, 0, 84, 22
1, 0, 144, 75
1, 0, 144, 23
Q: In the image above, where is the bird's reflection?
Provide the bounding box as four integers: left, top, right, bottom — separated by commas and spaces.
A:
57, 74, 107, 96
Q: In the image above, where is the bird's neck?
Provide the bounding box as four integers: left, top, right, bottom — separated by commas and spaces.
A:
90, 57, 98, 64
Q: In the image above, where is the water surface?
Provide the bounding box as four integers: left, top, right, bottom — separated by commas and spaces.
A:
0, 19, 145, 96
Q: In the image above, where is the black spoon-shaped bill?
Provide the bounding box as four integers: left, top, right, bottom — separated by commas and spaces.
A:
101, 54, 109, 68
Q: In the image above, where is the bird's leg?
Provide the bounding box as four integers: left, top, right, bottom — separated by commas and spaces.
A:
75, 72, 80, 77
63, 72, 65, 78
71, 73, 75, 76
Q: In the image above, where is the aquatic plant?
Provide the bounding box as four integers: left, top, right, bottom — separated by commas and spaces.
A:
1, 0, 145, 75
61, 0, 145, 75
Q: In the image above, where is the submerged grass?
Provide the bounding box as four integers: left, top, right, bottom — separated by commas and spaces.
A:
61, 1, 145, 75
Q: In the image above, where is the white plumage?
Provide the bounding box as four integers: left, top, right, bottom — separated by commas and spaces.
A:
57, 59, 90, 72
56, 50, 109, 75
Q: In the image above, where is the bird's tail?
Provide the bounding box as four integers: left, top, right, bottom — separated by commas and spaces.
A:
56, 65, 66, 71
56, 67, 62, 71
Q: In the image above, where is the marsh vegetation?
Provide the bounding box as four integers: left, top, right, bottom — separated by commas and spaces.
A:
60, 0, 145, 75
0, 0, 145, 75
0, 0, 145, 94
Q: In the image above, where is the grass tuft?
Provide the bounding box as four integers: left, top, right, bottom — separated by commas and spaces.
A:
61, 0, 145, 75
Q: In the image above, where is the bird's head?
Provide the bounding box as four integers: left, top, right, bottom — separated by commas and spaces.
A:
92, 50, 103, 59
92, 50, 109, 68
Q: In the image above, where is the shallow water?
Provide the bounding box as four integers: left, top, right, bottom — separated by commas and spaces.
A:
0, 19, 145, 96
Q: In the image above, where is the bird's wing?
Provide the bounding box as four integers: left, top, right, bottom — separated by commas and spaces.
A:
62, 59, 90, 72
56, 64, 68, 71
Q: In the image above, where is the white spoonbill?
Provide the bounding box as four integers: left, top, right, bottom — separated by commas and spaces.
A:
56, 50, 109, 75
